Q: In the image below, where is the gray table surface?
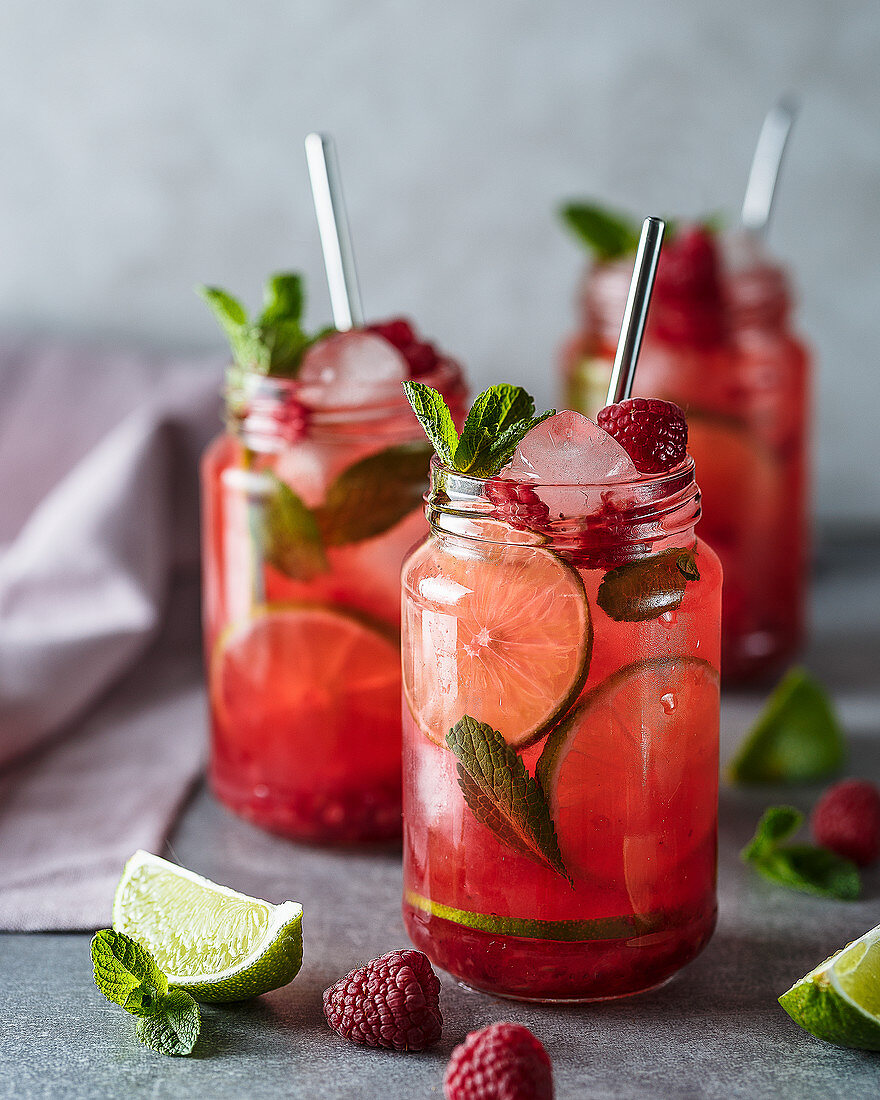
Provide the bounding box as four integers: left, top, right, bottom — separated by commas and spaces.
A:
2, 535, 880, 1099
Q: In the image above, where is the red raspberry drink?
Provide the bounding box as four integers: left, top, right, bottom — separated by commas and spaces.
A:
201, 275, 466, 842
401, 397, 721, 1000
562, 218, 809, 683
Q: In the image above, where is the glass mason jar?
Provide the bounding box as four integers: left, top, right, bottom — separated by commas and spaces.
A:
202, 355, 466, 844
562, 231, 810, 684
401, 456, 721, 1001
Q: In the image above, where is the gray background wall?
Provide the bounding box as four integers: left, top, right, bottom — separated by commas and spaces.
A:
0, 0, 877, 522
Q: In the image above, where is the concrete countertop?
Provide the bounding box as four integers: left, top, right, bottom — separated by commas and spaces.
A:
2, 536, 879, 1099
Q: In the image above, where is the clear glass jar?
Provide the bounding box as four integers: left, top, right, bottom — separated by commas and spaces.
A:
562, 231, 810, 683
401, 457, 721, 1000
202, 357, 466, 843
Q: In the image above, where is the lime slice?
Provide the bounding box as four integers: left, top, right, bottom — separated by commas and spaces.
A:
113, 850, 303, 1003
212, 603, 401, 781
779, 923, 880, 1049
727, 667, 845, 784
537, 657, 719, 884
403, 539, 591, 749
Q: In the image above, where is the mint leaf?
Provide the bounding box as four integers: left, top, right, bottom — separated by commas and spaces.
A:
402, 381, 459, 466
197, 285, 248, 335
728, 668, 846, 785
135, 990, 201, 1057
447, 716, 570, 882
559, 203, 641, 261
318, 442, 432, 545
473, 409, 555, 476
91, 930, 168, 1015
263, 474, 328, 581
259, 273, 304, 327
454, 386, 555, 477
597, 547, 700, 623
741, 806, 860, 900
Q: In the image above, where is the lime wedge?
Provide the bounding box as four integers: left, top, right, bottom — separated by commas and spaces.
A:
727, 667, 845, 784
780, 923, 880, 1049
112, 851, 303, 1003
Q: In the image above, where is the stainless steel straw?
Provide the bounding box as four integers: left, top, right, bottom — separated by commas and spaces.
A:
305, 132, 364, 330
740, 96, 799, 236
605, 217, 666, 405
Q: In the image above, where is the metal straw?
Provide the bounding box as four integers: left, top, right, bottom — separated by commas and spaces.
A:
305, 132, 364, 330
740, 95, 799, 236
605, 217, 666, 405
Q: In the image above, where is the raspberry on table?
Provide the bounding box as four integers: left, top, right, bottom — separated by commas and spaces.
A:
811, 779, 880, 867
323, 949, 442, 1051
444, 1022, 554, 1100
597, 397, 688, 474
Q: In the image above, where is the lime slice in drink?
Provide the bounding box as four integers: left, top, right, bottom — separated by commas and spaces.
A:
727, 667, 845, 784
779, 923, 880, 1049
403, 540, 592, 749
212, 603, 401, 780
113, 850, 303, 1003
537, 657, 719, 882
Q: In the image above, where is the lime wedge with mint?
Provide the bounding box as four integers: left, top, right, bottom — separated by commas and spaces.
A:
727, 667, 845, 784
780, 923, 880, 1049
113, 851, 303, 1003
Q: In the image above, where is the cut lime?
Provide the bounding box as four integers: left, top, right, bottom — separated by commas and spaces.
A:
403, 539, 592, 749
780, 922, 880, 1049
727, 667, 845, 784
113, 851, 303, 1003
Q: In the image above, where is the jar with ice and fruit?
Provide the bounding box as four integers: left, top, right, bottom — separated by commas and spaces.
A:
400, 384, 721, 1001
199, 273, 466, 843
560, 206, 809, 684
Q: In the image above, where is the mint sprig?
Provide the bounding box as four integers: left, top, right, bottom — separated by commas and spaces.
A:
263, 474, 328, 582
597, 547, 700, 623
197, 272, 326, 379
741, 807, 860, 901
559, 203, 642, 261
447, 716, 570, 882
91, 930, 201, 1056
403, 382, 554, 477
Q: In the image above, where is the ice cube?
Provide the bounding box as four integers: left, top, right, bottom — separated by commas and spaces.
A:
298, 331, 408, 407
503, 410, 638, 485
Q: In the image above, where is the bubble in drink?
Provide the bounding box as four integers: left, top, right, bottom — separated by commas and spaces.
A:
298, 331, 408, 407
503, 410, 638, 485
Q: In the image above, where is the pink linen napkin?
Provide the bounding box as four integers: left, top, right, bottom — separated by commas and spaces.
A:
0, 338, 221, 930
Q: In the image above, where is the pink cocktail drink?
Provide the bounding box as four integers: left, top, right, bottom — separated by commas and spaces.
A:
401, 405, 721, 1000
562, 219, 809, 683
201, 278, 466, 843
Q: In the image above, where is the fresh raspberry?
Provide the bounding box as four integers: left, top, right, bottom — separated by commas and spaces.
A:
651, 225, 726, 346
367, 316, 441, 378
597, 398, 688, 474
485, 478, 551, 531
444, 1022, 554, 1100
811, 779, 880, 867
564, 492, 648, 569
323, 949, 442, 1051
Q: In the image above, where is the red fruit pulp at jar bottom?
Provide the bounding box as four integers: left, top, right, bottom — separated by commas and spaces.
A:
811, 779, 880, 867
444, 1022, 554, 1100
367, 317, 442, 377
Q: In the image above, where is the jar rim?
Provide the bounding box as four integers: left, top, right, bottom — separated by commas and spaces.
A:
429, 453, 696, 493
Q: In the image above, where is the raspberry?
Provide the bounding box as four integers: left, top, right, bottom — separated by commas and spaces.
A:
323, 949, 442, 1051
597, 398, 688, 474
485, 478, 551, 531
811, 779, 880, 867
652, 225, 726, 346
367, 316, 441, 378
444, 1022, 554, 1100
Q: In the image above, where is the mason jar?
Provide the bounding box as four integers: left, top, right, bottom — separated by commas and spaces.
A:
401, 455, 721, 1000
202, 351, 466, 843
563, 230, 809, 683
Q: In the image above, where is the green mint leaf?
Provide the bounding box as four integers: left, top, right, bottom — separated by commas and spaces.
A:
135, 990, 201, 1057
258, 272, 304, 327
91, 930, 168, 1014
402, 381, 459, 467
752, 847, 860, 901
260, 318, 313, 378
453, 385, 536, 472
447, 716, 570, 883
728, 668, 846, 785
197, 285, 248, 335
597, 547, 700, 623
741, 805, 803, 862
263, 474, 328, 581
472, 409, 555, 477
559, 203, 642, 260
318, 442, 432, 545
